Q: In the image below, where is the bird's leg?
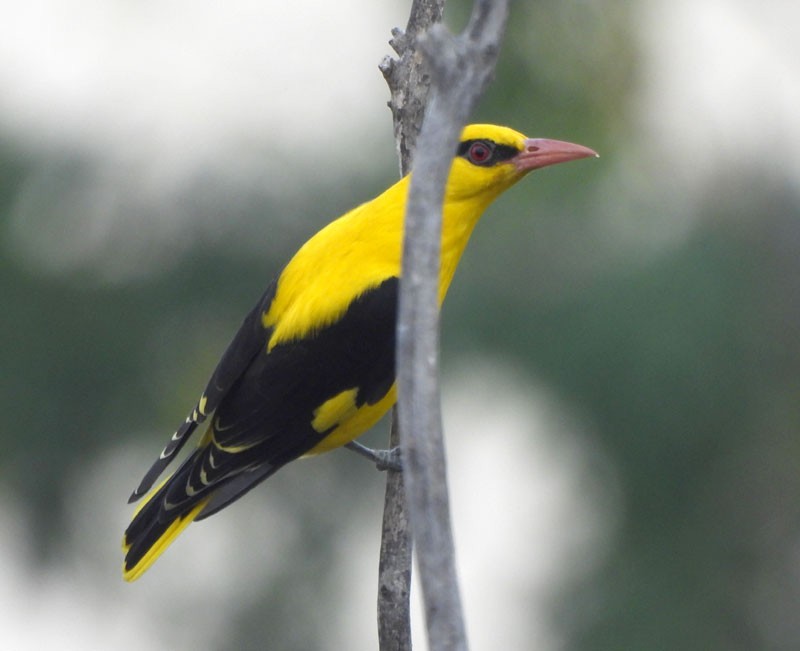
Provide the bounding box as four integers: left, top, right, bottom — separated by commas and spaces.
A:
345, 441, 403, 472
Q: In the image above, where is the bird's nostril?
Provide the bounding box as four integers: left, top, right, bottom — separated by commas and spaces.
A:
527, 145, 540, 152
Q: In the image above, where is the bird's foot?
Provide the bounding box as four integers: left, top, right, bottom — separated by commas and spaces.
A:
345, 441, 402, 472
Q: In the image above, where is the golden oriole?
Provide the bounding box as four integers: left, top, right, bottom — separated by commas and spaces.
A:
122, 124, 597, 581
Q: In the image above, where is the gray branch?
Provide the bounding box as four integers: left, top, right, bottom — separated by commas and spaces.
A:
377, 1, 509, 649
395, 1, 510, 651
380, 0, 445, 176
378, 3, 445, 650
377, 416, 412, 651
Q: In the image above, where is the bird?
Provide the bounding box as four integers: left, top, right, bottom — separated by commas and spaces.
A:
122, 123, 597, 581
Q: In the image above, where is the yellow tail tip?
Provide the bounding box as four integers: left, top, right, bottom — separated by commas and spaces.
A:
122, 497, 209, 582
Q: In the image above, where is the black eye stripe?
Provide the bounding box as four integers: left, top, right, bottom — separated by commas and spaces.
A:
456, 139, 520, 166
493, 144, 520, 161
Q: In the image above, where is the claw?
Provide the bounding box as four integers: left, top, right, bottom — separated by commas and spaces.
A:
345, 441, 402, 472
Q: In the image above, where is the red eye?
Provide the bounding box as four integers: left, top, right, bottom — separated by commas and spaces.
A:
468, 141, 492, 165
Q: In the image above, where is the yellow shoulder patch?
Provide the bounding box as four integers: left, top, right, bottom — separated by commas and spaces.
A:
305, 383, 398, 456
311, 388, 359, 434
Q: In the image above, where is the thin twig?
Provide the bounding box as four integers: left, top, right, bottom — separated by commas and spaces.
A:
395, 1, 510, 650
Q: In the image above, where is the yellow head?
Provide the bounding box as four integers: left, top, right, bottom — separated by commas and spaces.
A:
445, 124, 597, 204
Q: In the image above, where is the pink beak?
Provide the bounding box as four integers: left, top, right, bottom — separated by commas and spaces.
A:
513, 138, 598, 173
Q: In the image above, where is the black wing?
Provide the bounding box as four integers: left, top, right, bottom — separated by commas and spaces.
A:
128, 278, 279, 501
162, 276, 399, 515
123, 278, 399, 572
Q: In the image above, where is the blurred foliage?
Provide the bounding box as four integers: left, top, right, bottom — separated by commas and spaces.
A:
1, 1, 799, 650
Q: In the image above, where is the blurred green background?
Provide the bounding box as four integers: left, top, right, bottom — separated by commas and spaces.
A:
2, 1, 799, 649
